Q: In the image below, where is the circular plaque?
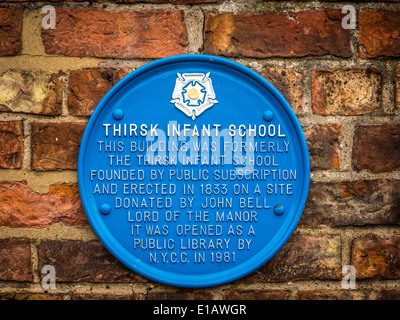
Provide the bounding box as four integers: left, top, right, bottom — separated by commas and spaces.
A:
78, 55, 310, 287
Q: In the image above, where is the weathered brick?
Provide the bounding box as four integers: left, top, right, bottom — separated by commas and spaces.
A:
115, 0, 217, 3
204, 10, 351, 58
304, 124, 340, 170
301, 180, 400, 227
147, 291, 214, 300
257, 68, 302, 115
71, 293, 140, 300
359, 10, 400, 58
377, 289, 400, 300
352, 0, 400, 1
0, 0, 102, 2
42, 9, 188, 59
353, 125, 400, 172
396, 69, 400, 111
352, 234, 400, 280
245, 234, 341, 282
31, 122, 86, 170
0, 70, 63, 115
0, 238, 32, 282
0, 293, 65, 300
37, 240, 145, 283
0, 121, 23, 169
0, 182, 87, 228
223, 289, 290, 300
68, 68, 129, 116
299, 290, 370, 300
0, 8, 23, 56
312, 69, 382, 115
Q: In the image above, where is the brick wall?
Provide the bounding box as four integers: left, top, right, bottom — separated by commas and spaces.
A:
0, 0, 399, 301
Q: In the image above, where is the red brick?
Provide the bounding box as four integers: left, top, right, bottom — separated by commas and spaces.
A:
353, 125, 400, 172
68, 68, 129, 116
0, 121, 23, 169
319, 0, 400, 1
312, 69, 382, 115
2, 0, 213, 2
37, 240, 145, 283
42, 9, 188, 59
0, 0, 102, 2
359, 10, 400, 58
0, 182, 88, 228
299, 290, 370, 300
257, 68, 302, 115
396, 69, 400, 110
245, 234, 341, 282
346, 0, 400, 2
115, 0, 217, 3
0, 8, 23, 56
31, 122, 86, 170
0, 238, 32, 282
147, 291, 214, 300
301, 180, 400, 227
70, 293, 140, 300
0, 70, 63, 115
304, 124, 340, 170
0, 293, 65, 300
352, 234, 400, 280
223, 289, 290, 300
204, 10, 351, 58
377, 289, 400, 300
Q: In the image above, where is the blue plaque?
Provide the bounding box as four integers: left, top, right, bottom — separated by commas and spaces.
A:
78, 55, 310, 287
